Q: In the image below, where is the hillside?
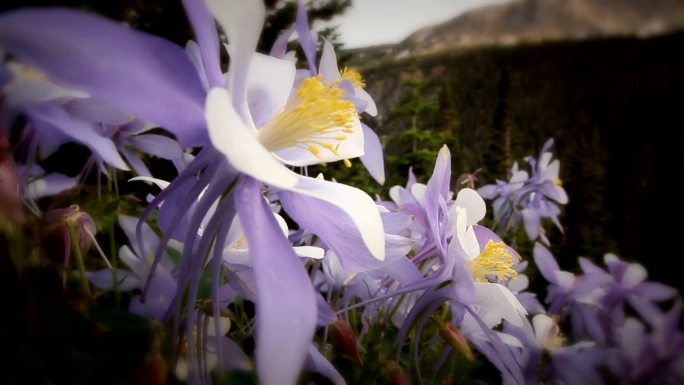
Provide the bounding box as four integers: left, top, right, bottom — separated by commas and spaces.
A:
349, 0, 684, 65
337, 4, 684, 289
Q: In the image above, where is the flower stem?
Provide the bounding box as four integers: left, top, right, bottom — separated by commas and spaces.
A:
68, 223, 91, 296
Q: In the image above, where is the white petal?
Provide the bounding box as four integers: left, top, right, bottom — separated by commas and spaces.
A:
206, 87, 298, 188
25, 173, 76, 199
410, 183, 427, 206
128, 176, 170, 189
224, 249, 251, 266
388, 185, 402, 205
455, 207, 480, 260
623, 263, 647, 288
510, 170, 529, 184
508, 274, 529, 293
541, 159, 560, 181
455, 188, 486, 225
319, 40, 340, 83
273, 213, 291, 236
293, 246, 325, 260
532, 314, 554, 347
207, 317, 232, 337
539, 152, 553, 170
355, 87, 377, 116
291, 176, 385, 261
207, 0, 265, 119
4, 78, 88, 110
474, 282, 527, 327
247, 53, 296, 127
554, 270, 576, 291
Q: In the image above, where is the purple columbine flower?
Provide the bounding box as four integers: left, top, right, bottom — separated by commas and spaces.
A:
479, 138, 568, 244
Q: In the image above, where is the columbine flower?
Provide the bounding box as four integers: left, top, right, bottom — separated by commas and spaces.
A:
2, 60, 186, 181
505, 314, 605, 385
204, 0, 385, 270
88, 215, 177, 321
607, 303, 684, 384
200, 2, 386, 384
478, 138, 568, 244
534, 243, 608, 314
289, 0, 384, 183
222, 209, 325, 267
450, 190, 528, 329
374, 146, 527, 384
0, 8, 207, 147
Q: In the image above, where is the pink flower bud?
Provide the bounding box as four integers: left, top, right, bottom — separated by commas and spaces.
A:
386, 361, 410, 385
434, 317, 475, 361
329, 317, 361, 363
42, 205, 96, 266
0, 132, 23, 224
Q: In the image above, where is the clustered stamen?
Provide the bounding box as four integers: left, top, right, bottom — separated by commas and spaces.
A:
340, 67, 366, 89
257, 76, 358, 164
469, 240, 518, 282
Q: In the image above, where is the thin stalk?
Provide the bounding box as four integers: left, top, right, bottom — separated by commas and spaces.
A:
69, 223, 91, 296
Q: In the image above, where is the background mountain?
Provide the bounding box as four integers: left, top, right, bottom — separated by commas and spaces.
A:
329, 0, 684, 289
350, 0, 684, 66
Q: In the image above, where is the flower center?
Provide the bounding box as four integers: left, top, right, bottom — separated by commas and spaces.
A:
340, 67, 366, 88
554, 177, 563, 186
469, 240, 518, 282
256, 76, 357, 163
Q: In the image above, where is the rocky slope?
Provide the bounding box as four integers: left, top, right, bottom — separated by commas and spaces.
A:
349, 0, 684, 65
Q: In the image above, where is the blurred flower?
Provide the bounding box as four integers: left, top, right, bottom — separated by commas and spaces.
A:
479, 138, 568, 244
88, 215, 177, 322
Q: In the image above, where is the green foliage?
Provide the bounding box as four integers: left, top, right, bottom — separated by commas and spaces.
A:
384, 62, 461, 189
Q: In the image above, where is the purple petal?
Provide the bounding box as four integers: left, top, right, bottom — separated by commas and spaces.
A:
120, 147, 151, 177
210, 336, 252, 372
236, 178, 316, 385
316, 293, 337, 326
0, 8, 207, 146
533, 243, 560, 283
181, 0, 224, 88
87, 269, 140, 291
359, 123, 385, 185
424, 146, 451, 255
25, 172, 76, 199
295, 0, 318, 74
305, 345, 346, 385
521, 208, 541, 239
553, 352, 604, 385
128, 134, 182, 160
472, 225, 522, 263
118, 214, 160, 259
280, 189, 384, 272
62, 98, 132, 126
634, 282, 677, 302
26, 104, 128, 170
516, 292, 546, 314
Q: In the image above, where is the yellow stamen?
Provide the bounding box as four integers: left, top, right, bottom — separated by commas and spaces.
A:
343, 159, 352, 168
340, 67, 366, 89
233, 235, 248, 249
257, 76, 358, 161
554, 177, 563, 186
469, 240, 517, 282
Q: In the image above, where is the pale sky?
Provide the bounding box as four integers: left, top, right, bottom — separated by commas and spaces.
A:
326, 0, 512, 48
